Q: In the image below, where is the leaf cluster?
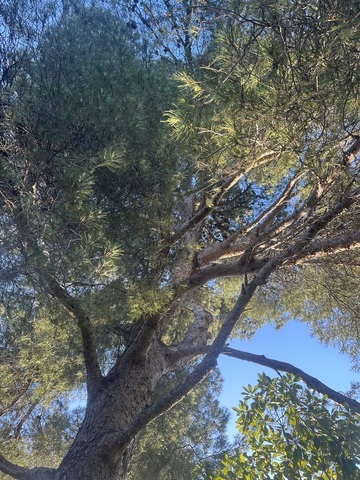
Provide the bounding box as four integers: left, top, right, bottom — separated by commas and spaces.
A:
208, 373, 360, 479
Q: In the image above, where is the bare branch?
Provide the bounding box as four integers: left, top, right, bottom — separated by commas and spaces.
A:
343, 136, 360, 164
47, 278, 103, 402
14, 402, 37, 439
186, 197, 359, 290
0, 454, 56, 480
158, 341, 360, 413
187, 257, 266, 290
222, 347, 360, 413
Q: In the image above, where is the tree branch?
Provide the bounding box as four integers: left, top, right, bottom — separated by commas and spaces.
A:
47, 278, 103, 402
0, 454, 56, 480
197, 173, 302, 266
186, 208, 359, 291
123, 314, 160, 365
170, 151, 278, 244
293, 229, 360, 264
222, 347, 360, 413
155, 341, 360, 413
107, 191, 359, 452
343, 135, 360, 164
186, 257, 267, 290
165, 301, 212, 366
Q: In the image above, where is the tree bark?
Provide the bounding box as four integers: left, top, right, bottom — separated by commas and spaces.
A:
53, 339, 168, 479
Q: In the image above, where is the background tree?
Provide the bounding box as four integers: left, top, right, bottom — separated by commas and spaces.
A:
205, 374, 360, 480
0, 0, 359, 479
120, 0, 222, 66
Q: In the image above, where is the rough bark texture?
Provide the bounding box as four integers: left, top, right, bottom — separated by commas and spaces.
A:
53, 339, 169, 479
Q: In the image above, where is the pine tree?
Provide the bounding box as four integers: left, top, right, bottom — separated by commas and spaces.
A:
0, 0, 359, 478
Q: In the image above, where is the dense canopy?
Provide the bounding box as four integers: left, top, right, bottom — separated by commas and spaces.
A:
0, 0, 359, 478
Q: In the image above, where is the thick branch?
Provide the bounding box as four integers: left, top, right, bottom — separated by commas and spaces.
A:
293, 229, 360, 263
222, 347, 360, 413
47, 279, 103, 401
187, 222, 360, 291
123, 314, 160, 365
0, 455, 56, 480
171, 172, 244, 243
187, 257, 267, 290
165, 302, 212, 366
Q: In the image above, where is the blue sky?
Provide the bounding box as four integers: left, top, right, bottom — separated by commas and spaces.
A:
217, 321, 360, 439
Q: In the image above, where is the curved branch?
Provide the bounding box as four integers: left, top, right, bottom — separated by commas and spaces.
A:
47, 278, 103, 402
222, 347, 360, 413
157, 342, 360, 413
186, 221, 360, 291
0, 454, 56, 480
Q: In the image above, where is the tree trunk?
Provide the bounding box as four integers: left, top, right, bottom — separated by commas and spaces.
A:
54, 341, 168, 480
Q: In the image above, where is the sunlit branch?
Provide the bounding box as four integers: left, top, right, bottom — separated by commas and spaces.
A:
187, 194, 359, 290
14, 401, 37, 439
292, 229, 360, 264
343, 136, 360, 164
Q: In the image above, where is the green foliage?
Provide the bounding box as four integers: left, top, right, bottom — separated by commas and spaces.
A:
12, 6, 178, 279
0, 0, 359, 477
167, 0, 359, 182
0, 5, 180, 467
1, 5, 180, 337
206, 374, 360, 480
